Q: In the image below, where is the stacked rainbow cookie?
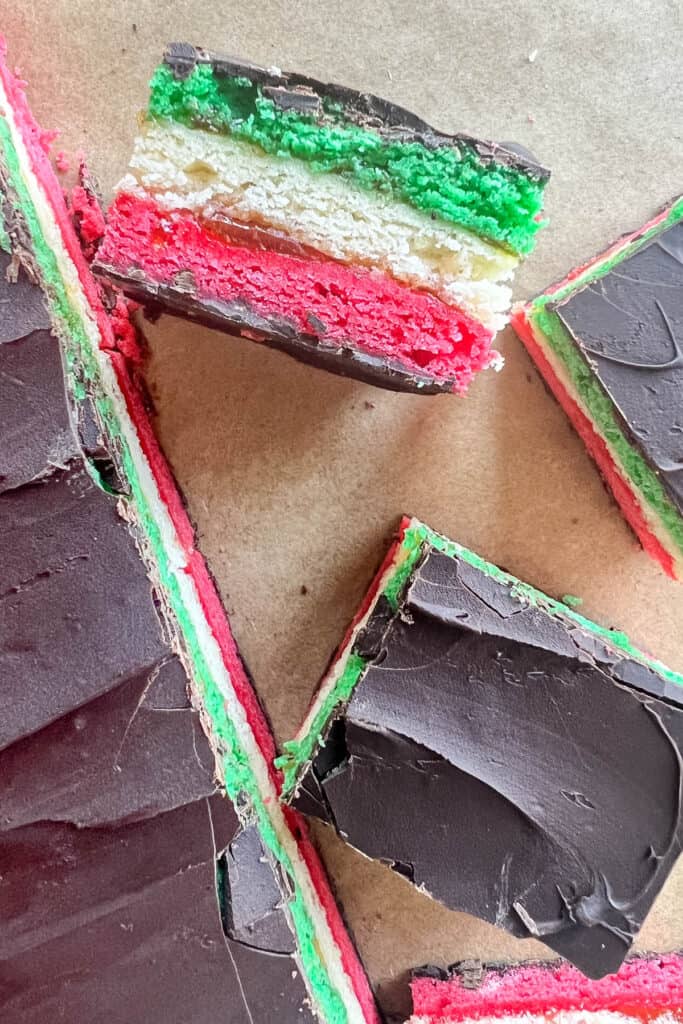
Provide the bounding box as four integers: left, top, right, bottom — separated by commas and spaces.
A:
512, 199, 683, 578
95, 43, 549, 394
281, 517, 683, 979
3, 28, 681, 1024
0, 41, 378, 1024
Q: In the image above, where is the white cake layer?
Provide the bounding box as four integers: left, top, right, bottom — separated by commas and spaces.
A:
120, 120, 519, 332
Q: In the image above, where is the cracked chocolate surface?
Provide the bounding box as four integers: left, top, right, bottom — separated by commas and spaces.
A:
0, 182, 314, 1023
556, 219, 683, 511
223, 824, 297, 954
0, 462, 170, 751
0, 798, 315, 1024
294, 544, 683, 979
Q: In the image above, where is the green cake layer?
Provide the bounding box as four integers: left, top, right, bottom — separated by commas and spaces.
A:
147, 61, 546, 255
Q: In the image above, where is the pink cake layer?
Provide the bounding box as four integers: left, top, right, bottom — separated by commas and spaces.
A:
411, 955, 683, 1021
97, 191, 497, 391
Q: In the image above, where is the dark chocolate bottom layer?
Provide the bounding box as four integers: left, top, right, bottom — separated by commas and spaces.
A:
98, 263, 455, 395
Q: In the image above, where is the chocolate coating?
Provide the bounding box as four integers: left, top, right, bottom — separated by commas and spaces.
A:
0, 462, 170, 751
96, 262, 455, 394
294, 545, 683, 978
0, 656, 216, 830
0, 179, 314, 1022
163, 43, 549, 182
0, 799, 315, 1024
0, 252, 79, 492
556, 219, 683, 512
0, 246, 51, 343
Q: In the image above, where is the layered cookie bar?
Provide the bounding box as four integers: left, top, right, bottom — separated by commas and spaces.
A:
512, 199, 683, 578
281, 517, 683, 979
0, 42, 378, 1024
95, 43, 549, 394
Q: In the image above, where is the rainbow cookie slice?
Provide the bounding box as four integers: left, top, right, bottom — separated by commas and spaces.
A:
280, 517, 683, 980
407, 954, 683, 1023
94, 43, 549, 394
512, 198, 683, 578
0, 42, 378, 1024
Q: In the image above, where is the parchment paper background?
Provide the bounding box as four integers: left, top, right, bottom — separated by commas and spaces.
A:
5, 2, 682, 1015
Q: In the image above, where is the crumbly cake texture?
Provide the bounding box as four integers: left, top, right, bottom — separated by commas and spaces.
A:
0, 42, 378, 1024
94, 42, 549, 394
511, 198, 683, 579
408, 954, 683, 1023
281, 517, 683, 979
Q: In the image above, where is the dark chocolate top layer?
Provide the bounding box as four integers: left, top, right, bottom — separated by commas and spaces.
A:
0, 187, 313, 1022
0, 462, 170, 751
97, 263, 454, 395
295, 544, 683, 979
163, 42, 549, 182
557, 219, 683, 513
1, 798, 314, 1024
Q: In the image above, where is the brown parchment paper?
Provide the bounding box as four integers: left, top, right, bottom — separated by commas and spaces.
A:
5, 2, 683, 1016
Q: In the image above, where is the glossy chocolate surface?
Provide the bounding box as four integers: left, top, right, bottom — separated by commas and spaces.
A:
295, 544, 683, 978
557, 220, 683, 511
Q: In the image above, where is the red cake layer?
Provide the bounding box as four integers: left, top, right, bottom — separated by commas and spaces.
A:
411, 955, 683, 1020
511, 308, 676, 578
0, 44, 380, 1024
98, 192, 496, 391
